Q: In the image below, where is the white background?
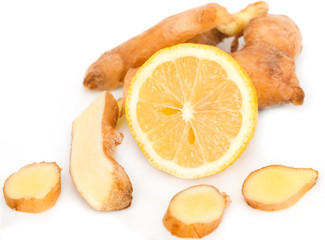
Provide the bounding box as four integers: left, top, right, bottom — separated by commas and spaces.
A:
0, 0, 324, 239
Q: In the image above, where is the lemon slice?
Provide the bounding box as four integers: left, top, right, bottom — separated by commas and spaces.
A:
126, 44, 257, 179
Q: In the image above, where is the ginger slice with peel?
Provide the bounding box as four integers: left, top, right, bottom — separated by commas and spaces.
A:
70, 91, 132, 211
163, 185, 230, 238
242, 165, 318, 211
84, 2, 268, 90
3, 162, 62, 213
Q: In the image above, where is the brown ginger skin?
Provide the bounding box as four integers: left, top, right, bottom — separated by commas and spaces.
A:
102, 92, 124, 156
231, 14, 304, 108
243, 14, 302, 59
163, 208, 223, 238
84, 3, 233, 90
84, 2, 268, 90
186, 28, 227, 46
232, 41, 304, 108
100, 92, 132, 210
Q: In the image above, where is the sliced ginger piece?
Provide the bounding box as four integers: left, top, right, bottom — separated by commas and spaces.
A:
242, 165, 318, 211
70, 91, 132, 211
3, 162, 61, 213
163, 185, 230, 238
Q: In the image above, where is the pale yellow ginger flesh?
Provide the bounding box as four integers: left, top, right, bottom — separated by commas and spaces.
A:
242, 165, 318, 211
163, 185, 230, 238
70, 91, 132, 211
171, 186, 226, 224
3, 162, 61, 213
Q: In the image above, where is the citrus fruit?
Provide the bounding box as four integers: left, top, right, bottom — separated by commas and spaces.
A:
125, 43, 257, 179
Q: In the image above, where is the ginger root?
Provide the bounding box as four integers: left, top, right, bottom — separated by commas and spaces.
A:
231, 15, 304, 108
120, 14, 304, 112
70, 91, 132, 211
84, 2, 268, 90
163, 185, 230, 238
242, 165, 318, 211
3, 162, 62, 213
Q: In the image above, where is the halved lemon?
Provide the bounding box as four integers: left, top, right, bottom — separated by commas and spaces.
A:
125, 44, 257, 179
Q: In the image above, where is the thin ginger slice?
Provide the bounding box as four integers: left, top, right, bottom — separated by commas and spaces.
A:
242, 165, 318, 211
70, 91, 132, 211
3, 162, 62, 213
163, 185, 230, 238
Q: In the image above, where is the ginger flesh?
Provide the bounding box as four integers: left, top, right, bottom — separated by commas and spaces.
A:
70, 91, 132, 211
3, 162, 61, 213
84, 2, 268, 90
231, 14, 304, 108
163, 185, 230, 238
242, 165, 318, 211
